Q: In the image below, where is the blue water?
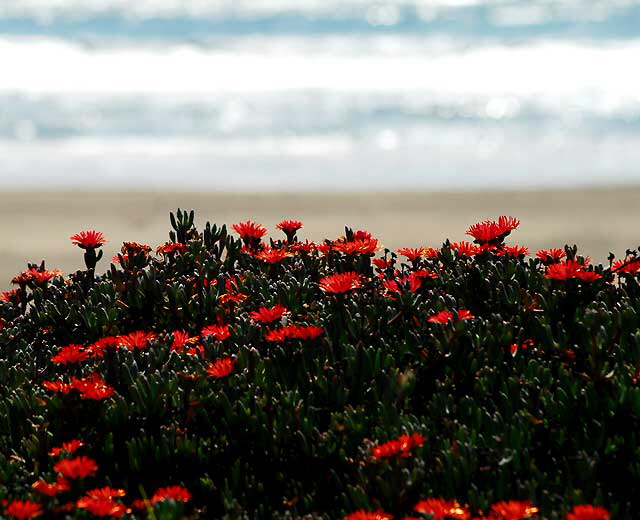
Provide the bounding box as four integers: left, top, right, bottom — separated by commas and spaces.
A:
1, 0, 639, 190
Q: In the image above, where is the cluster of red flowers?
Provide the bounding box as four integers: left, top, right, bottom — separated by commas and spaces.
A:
612, 257, 640, 276
43, 373, 115, 400
372, 433, 426, 460
11, 268, 63, 286
156, 242, 187, 255
545, 260, 602, 282
3, 437, 193, 519
345, 499, 608, 520
381, 269, 437, 295
264, 325, 324, 343
536, 248, 566, 264
397, 247, 439, 262
254, 247, 293, 264
201, 324, 232, 341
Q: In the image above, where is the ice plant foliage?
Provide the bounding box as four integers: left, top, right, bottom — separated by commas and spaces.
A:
0, 212, 636, 518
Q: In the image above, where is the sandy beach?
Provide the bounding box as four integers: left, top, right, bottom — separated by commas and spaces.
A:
2, 187, 638, 290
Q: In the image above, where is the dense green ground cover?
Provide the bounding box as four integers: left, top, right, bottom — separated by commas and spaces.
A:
0, 211, 638, 519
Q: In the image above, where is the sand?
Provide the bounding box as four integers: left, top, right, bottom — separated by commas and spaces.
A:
2, 187, 639, 290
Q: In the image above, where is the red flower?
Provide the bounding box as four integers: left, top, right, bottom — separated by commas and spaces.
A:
118, 331, 155, 351
289, 240, 318, 254
156, 242, 186, 255
206, 358, 236, 378
497, 245, 529, 258
4, 500, 43, 519
413, 498, 470, 520
250, 305, 289, 324
397, 248, 429, 262
201, 324, 231, 341
121, 242, 152, 255
428, 310, 474, 325
86, 487, 126, 499
575, 271, 602, 282
150, 485, 192, 504
264, 329, 288, 343
545, 260, 582, 280
536, 248, 566, 264
255, 247, 292, 264
1, 289, 22, 304
276, 220, 303, 238
333, 238, 380, 256
344, 511, 393, 520
408, 270, 437, 291
372, 433, 425, 460
450, 242, 480, 257
71, 373, 115, 400
15, 268, 63, 285
43, 380, 73, 394
612, 258, 640, 275
232, 221, 267, 243
86, 336, 122, 358
71, 231, 107, 249
76, 497, 126, 518
219, 292, 248, 305
44, 375, 113, 400
288, 325, 324, 340
54, 456, 98, 479
265, 325, 324, 342
466, 216, 520, 245
490, 500, 539, 519
319, 272, 362, 294
372, 258, 394, 270
49, 439, 84, 457
170, 331, 199, 355
32, 478, 70, 497
567, 505, 610, 520
51, 344, 89, 365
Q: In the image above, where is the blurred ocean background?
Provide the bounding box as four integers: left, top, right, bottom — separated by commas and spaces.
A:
1, 0, 640, 190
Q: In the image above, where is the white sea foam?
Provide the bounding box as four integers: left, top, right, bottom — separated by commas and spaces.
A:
1, 36, 639, 119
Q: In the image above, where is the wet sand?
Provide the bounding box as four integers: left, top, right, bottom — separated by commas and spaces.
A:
2, 187, 639, 290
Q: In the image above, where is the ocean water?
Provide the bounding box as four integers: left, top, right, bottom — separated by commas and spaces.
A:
1, 0, 640, 190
